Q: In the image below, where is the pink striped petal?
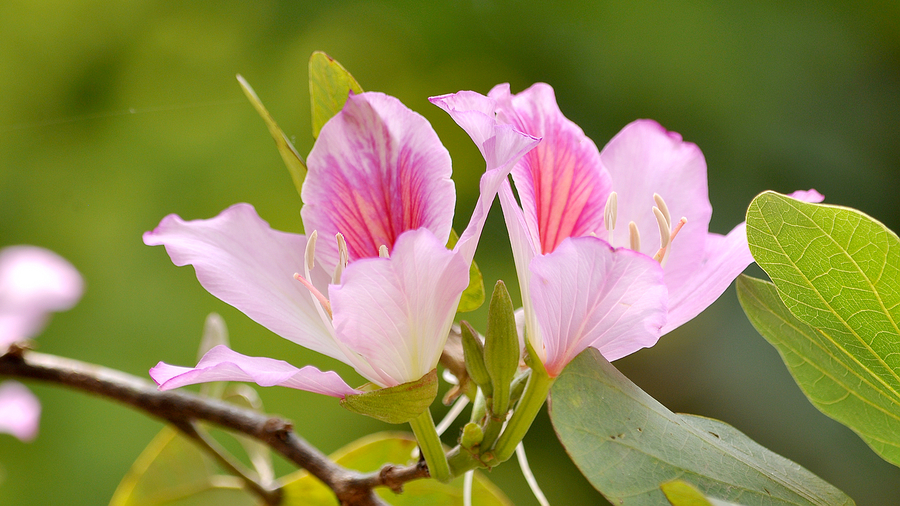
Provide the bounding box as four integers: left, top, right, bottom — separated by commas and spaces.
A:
600, 120, 710, 292
301, 92, 454, 272
330, 229, 469, 386
0, 246, 83, 347
529, 236, 667, 376
150, 345, 360, 398
143, 204, 340, 361
0, 381, 40, 442
488, 83, 611, 254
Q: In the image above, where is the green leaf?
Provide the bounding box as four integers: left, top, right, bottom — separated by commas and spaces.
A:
340, 369, 438, 424
308, 51, 364, 139
237, 74, 308, 203
281, 432, 511, 506
745, 191, 900, 465
109, 426, 257, 506
662, 480, 744, 506
446, 228, 485, 313
549, 348, 854, 506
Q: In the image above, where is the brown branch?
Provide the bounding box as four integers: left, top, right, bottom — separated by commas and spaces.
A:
0, 347, 429, 506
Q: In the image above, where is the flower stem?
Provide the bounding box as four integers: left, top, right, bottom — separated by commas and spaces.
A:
409, 409, 451, 482
490, 368, 553, 463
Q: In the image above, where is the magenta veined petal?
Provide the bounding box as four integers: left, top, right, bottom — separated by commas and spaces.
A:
331, 229, 469, 386
529, 236, 668, 376
302, 92, 455, 272
489, 83, 611, 254
0, 246, 83, 347
0, 381, 41, 442
142, 204, 340, 361
150, 345, 361, 398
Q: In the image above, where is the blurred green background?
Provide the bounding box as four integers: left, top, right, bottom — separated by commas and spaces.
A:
1, 1, 899, 504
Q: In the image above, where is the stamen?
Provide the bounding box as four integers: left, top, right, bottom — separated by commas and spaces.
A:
653, 216, 688, 267
305, 230, 318, 272
333, 233, 349, 284
604, 191, 618, 243
653, 206, 670, 249
653, 193, 671, 229
378, 244, 390, 258
435, 395, 470, 436
294, 272, 332, 318
628, 221, 641, 252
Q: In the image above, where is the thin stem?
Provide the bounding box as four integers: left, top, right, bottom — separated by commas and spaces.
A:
516, 443, 550, 506
491, 368, 553, 464
408, 409, 451, 482
435, 395, 469, 436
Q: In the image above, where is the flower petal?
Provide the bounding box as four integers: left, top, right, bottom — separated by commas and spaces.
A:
663, 188, 825, 333
0, 246, 83, 347
143, 204, 341, 361
600, 120, 711, 293
0, 381, 40, 442
301, 92, 454, 271
150, 345, 360, 398
429, 90, 540, 264
330, 229, 469, 386
529, 236, 667, 375
490, 83, 611, 254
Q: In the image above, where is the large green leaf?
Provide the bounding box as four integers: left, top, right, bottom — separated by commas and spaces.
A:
738, 274, 900, 465
308, 51, 363, 139
237, 74, 308, 203
661, 480, 744, 506
745, 191, 900, 465
281, 432, 511, 506
549, 348, 853, 506
109, 426, 258, 506
446, 228, 485, 313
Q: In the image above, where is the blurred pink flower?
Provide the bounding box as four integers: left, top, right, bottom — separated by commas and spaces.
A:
147, 92, 538, 398
0, 245, 83, 441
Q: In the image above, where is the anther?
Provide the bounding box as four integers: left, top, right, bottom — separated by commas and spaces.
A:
293, 272, 332, 318
628, 221, 641, 252
652, 207, 670, 249
333, 233, 349, 284
604, 192, 618, 243
653, 193, 671, 229
378, 245, 390, 258
653, 216, 688, 267
305, 230, 318, 272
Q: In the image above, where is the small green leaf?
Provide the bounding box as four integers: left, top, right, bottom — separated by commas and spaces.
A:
446, 228, 485, 313
550, 348, 854, 506
309, 51, 364, 138
460, 321, 492, 395
340, 369, 438, 424
237, 74, 308, 203
281, 432, 512, 506
109, 426, 257, 506
662, 480, 744, 506
745, 191, 900, 466
483, 281, 519, 416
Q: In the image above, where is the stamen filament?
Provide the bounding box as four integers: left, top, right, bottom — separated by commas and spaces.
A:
653, 216, 688, 266
517, 443, 551, 506
293, 272, 332, 318
628, 221, 641, 252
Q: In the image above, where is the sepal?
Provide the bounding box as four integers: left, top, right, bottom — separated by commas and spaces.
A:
483, 280, 520, 416
340, 369, 438, 424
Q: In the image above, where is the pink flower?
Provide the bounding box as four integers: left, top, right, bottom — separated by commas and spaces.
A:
435, 84, 822, 377
0, 245, 83, 441
147, 92, 538, 398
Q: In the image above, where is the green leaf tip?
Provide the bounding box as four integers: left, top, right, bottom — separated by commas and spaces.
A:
340, 369, 438, 424
236, 74, 308, 203
308, 51, 364, 139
